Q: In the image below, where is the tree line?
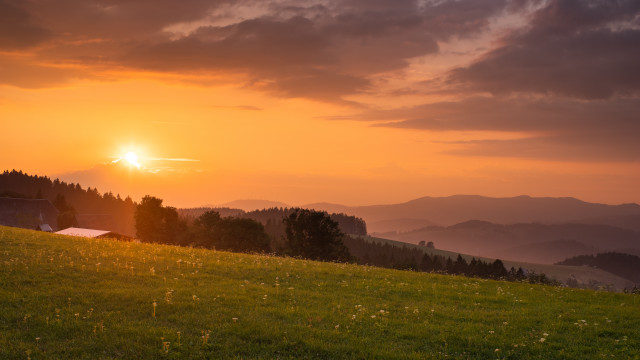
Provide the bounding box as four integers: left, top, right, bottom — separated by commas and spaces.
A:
138, 195, 555, 285
0, 170, 136, 235
344, 237, 558, 284
556, 252, 640, 284
135, 196, 350, 260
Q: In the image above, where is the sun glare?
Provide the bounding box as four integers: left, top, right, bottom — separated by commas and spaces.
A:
124, 152, 141, 168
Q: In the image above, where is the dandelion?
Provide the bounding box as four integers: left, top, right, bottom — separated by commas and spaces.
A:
539, 338, 546, 343
489, 331, 495, 334
201, 330, 211, 346
152, 300, 157, 318
335, 324, 340, 329
371, 315, 376, 318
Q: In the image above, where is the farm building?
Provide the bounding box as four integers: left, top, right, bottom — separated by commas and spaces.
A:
55, 227, 135, 241
0, 197, 59, 231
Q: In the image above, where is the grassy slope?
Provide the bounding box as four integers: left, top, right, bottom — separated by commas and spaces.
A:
361, 236, 634, 291
0, 226, 638, 359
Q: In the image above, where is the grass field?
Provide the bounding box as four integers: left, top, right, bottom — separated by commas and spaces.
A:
1, 226, 638, 359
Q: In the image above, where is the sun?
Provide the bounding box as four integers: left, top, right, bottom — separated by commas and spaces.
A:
124, 152, 141, 168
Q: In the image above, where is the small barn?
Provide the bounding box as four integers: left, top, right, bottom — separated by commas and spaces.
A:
55, 227, 135, 241
0, 197, 59, 231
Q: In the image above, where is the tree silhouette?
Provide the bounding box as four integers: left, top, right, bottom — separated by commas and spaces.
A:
284, 209, 351, 262
189, 211, 270, 253
135, 196, 185, 244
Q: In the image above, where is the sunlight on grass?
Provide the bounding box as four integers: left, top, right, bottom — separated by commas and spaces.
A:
0, 226, 638, 359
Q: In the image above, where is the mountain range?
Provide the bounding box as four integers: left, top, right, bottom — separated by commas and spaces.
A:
302, 195, 640, 233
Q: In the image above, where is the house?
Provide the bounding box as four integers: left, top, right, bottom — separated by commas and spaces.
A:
0, 197, 59, 231
55, 227, 135, 241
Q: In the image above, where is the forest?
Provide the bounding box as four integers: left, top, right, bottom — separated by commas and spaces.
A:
556, 252, 640, 284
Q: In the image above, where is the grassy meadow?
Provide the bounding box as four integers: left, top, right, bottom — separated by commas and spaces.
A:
0, 226, 638, 359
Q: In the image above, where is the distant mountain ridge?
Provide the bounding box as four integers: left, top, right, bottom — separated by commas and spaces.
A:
304, 195, 640, 230
216, 199, 290, 211
379, 220, 640, 264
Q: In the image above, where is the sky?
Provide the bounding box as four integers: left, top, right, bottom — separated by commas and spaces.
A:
1, 0, 639, 207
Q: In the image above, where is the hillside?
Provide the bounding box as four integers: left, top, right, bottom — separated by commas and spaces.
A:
357, 236, 635, 291
305, 195, 640, 230
376, 221, 640, 265
1, 226, 638, 359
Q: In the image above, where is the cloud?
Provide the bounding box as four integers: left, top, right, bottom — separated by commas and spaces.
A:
210, 105, 263, 111
149, 158, 200, 162
0, 56, 84, 88
1, 0, 511, 102
0, 0, 50, 49
448, 0, 640, 99
361, 96, 640, 161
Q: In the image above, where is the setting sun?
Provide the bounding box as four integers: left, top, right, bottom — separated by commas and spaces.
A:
124, 152, 141, 168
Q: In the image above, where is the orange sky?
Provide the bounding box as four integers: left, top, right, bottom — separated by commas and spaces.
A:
1, 0, 639, 207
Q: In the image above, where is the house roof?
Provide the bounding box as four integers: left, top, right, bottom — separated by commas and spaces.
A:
0, 197, 59, 231
56, 227, 112, 238
55, 227, 135, 241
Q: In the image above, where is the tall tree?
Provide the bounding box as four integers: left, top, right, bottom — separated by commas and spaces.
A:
53, 193, 77, 229
135, 196, 185, 244
190, 211, 271, 252
283, 209, 351, 262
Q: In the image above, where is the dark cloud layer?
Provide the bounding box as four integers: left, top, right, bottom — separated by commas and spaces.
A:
366, 96, 640, 161
449, 0, 640, 99
2, 0, 510, 102
0, 0, 50, 49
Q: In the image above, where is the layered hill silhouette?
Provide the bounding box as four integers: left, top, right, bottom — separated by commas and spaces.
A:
378, 221, 640, 264
304, 195, 640, 233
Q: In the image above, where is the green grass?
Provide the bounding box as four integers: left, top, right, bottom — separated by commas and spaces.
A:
1, 226, 638, 359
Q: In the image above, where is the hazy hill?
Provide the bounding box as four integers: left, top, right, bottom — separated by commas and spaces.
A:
304, 195, 640, 230
379, 221, 640, 264
367, 218, 438, 233
556, 252, 640, 284
359, 235, 634, 291
216, 199, 289, 211
572, 214, 640, 232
